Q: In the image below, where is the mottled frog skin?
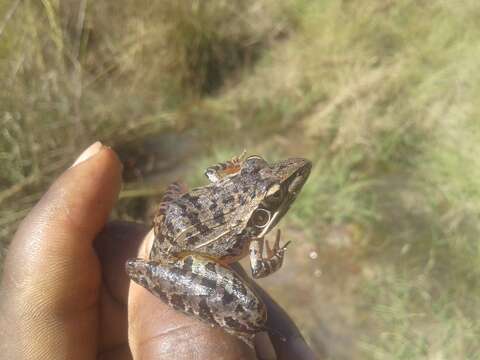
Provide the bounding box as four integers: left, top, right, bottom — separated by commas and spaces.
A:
126, 153, 311, 346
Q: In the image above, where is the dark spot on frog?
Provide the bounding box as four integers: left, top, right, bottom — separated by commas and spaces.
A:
222, 291, 235, 305
235, 304, 245, 314
199, 299, 217, 324
193, 222, 211, 237
209, 202, 218, 211
170, 201, 187, 214
183, 193, 200, 207
238, 194, 248, 206
213, 210, 225, 225
164, 218, 175, 235
224, 316, 251, 333
200, 275, 217, 290
205, 262, 217, 273
186, 210, 200, 224
170, 293, 185, 310
222, 195, 235, 206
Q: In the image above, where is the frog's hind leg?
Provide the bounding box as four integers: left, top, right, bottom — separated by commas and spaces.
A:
249, 230, 290, 279
153, 181, 188, 231
126, 254, 266, 348
204, 150, 247, 183
157, 181, 188, 212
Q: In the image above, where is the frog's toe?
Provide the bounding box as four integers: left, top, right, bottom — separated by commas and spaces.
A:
126, 258, 142, 273
126, 258, 150, 286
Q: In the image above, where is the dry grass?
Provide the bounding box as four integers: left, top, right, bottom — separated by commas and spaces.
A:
0, 0, 294, 254
2, 0, 480, 358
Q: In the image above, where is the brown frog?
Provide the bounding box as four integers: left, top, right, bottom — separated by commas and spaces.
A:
126, 153, 311, 346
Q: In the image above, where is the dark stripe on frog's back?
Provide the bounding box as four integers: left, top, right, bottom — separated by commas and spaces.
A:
159, 177, 260, 254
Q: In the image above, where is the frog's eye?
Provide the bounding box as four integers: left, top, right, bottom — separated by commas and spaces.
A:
251, 208, 271, 228
264, 184, 283, 207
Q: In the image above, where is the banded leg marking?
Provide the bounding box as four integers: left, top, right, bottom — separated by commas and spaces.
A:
249, 230, 290, 279
204, 151, 247, 183
154, 181, 188, 231
126, 254, 267, 348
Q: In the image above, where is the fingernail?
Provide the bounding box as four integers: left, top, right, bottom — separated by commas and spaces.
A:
71, 141, 103, 167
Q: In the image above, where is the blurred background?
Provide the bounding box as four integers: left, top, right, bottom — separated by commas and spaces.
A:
1, 0, 480, 358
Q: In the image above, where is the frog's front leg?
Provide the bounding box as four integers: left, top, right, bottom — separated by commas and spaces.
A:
204, 151, 246, 183
249, 230, 290, 279
126, 254, 266, 347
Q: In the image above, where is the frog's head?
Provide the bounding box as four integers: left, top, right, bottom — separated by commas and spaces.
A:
242, 155, 312, 238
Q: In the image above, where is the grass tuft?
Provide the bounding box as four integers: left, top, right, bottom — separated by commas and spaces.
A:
2, 0, 480, 357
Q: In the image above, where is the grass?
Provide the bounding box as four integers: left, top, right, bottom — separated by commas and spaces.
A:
2, 0, 480, 358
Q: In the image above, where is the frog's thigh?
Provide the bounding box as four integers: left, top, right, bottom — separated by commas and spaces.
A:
126, 255, 266, 343
155, 181, 188, 219
204, 151, 246, 183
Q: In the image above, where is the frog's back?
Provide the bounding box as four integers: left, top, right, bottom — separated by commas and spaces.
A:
160, 176, 264, 257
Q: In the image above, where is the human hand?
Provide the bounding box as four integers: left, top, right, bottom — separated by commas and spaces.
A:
0, 142, 318, 359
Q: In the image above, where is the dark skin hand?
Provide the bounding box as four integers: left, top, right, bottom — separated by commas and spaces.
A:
0, 142, 318, 359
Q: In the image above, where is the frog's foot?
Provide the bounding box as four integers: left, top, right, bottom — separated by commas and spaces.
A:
204, 150, 247, 183
249, 229, 290, 279
126, 254, 266, 348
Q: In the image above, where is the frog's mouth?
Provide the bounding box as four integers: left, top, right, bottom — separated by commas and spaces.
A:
256, 160, 311, 238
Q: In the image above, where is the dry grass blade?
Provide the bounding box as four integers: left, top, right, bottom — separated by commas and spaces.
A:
0, 0, 21, 38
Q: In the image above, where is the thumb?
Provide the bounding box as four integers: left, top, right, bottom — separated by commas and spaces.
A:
1, 142, 122, 360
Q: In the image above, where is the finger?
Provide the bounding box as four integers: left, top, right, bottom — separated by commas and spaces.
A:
94, 221, 148, 354
231, 263, 320, 359
96, 221, 149, 306
254, 285, 320, 360
0, 142, 122, 360
127, 230, 256, 359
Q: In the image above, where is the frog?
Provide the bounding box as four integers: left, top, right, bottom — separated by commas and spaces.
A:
126, 153, 311, 347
